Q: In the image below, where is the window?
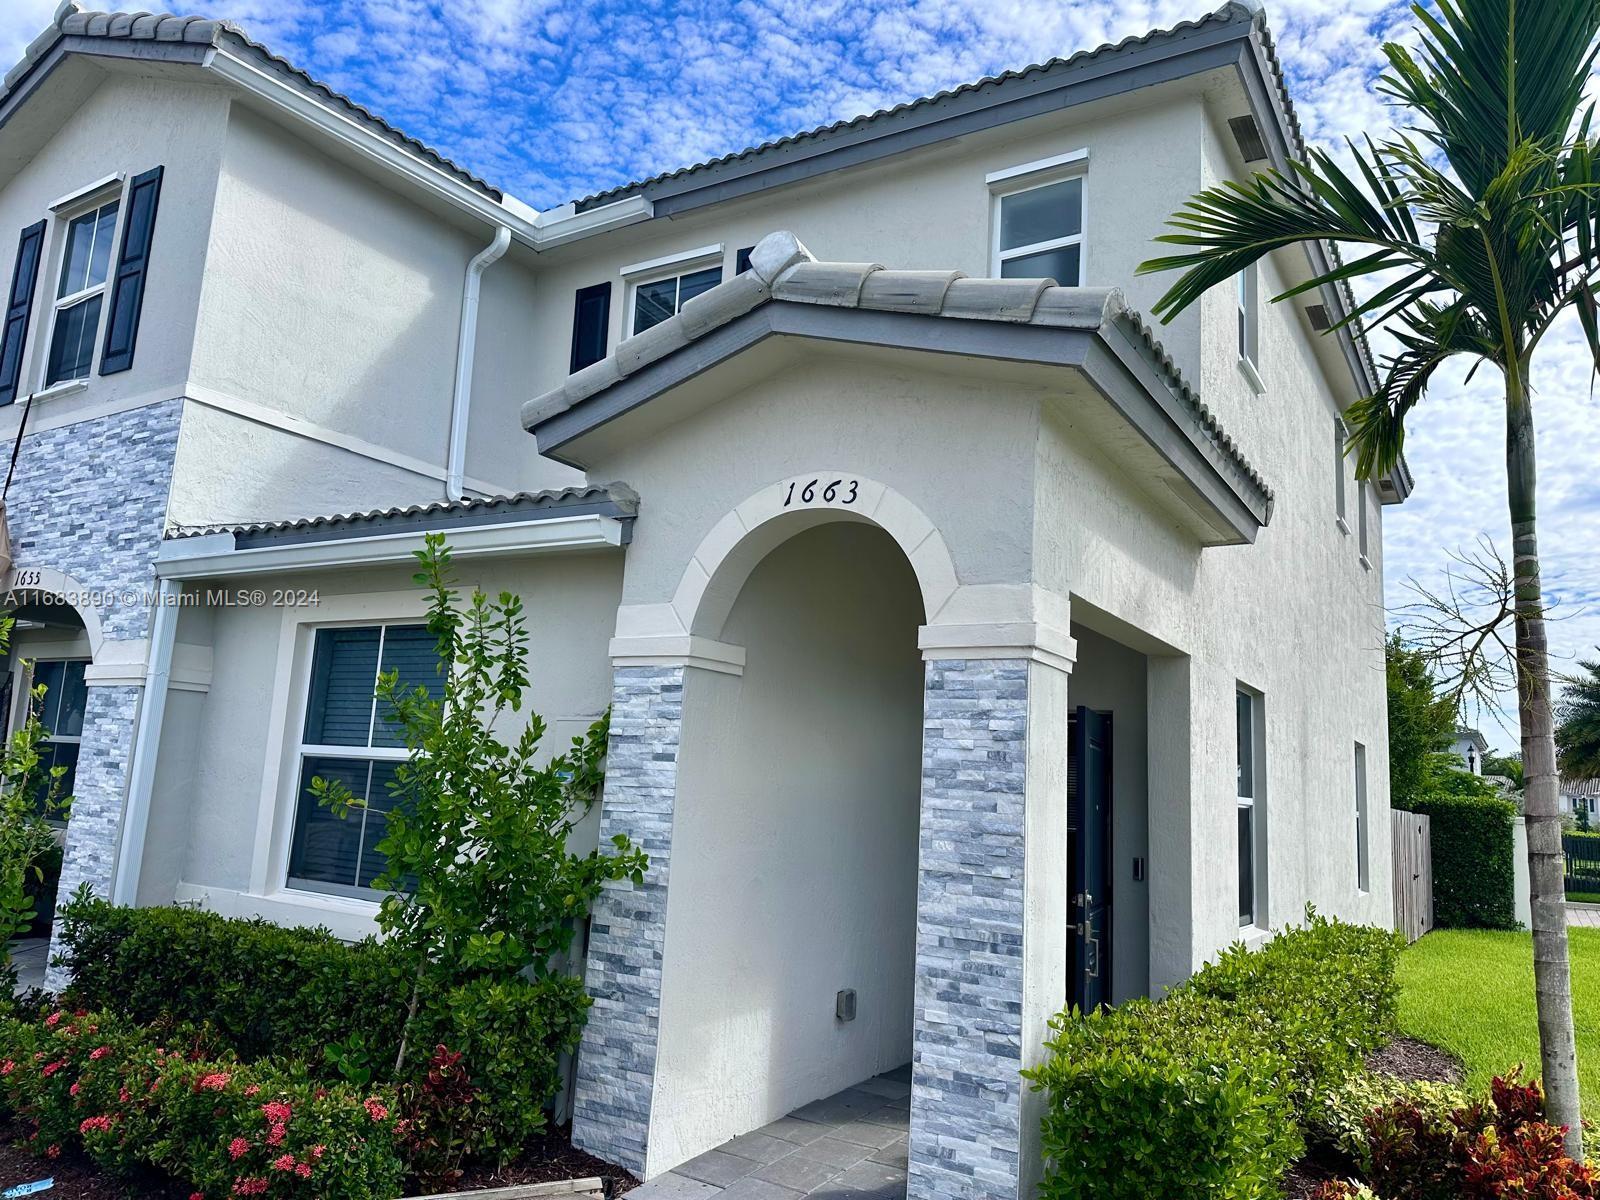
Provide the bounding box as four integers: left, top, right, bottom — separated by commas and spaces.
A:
28, 659, 87, 820
285, 624, 444, 897
735, 246, 755, 275
569, 281, 612, 373
1237, 687, 1264, 928
1334, 419, 1350, 531
44, 198, 119, 387
1237, 262, 1261, 383
1357, 481, 1371, 566
992, 175, 1083, 284
1354, 742, 1370, 893
631, 264, 722, 335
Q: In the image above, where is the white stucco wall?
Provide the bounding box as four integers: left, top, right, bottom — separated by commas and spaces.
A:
649, 521, 924, 1169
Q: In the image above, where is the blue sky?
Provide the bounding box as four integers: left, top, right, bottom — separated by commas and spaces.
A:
5, 0, 1598, 750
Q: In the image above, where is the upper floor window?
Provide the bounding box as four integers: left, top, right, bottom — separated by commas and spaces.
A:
991, 172, 1084, 285
632, 264, 721, 335
286, 623, 443, 898
1334, 418, 1350, 532
1237, 262, 1262, 391
45, 198, 119, 387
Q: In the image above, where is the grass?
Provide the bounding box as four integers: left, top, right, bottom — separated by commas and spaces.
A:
1398, 927, 1600, 1113
1570, 892, 1600, 904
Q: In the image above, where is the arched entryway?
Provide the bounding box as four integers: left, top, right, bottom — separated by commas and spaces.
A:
649, 516, 925, 1167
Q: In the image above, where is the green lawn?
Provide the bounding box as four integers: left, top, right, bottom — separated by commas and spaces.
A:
1398, 927, 1600, 1112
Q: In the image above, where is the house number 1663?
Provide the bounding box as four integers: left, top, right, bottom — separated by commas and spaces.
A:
782, 478, 859, 507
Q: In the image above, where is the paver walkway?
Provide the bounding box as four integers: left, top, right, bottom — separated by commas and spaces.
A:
629, 1066, 911, 1200
1569, 902, 1600, 929
7, 938, 47, 994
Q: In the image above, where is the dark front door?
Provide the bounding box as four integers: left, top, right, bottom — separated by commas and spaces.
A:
1069, 707, 1112, 1012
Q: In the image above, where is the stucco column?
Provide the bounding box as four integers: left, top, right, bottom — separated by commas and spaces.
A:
1146, 654, 1196, 993
43, 680, 144, 989
571, 635, 744, 1177
910, 624, 1073, 1200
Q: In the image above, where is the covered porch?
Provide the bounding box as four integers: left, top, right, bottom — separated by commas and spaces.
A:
525, 232, 1272, 1199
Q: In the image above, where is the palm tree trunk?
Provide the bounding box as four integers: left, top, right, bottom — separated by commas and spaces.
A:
1507, 369, 1583, 1158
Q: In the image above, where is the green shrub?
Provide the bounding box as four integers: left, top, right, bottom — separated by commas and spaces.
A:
1401, 794, 1519, 929
57, 897, 412, 1064
1306, 1072, 1472, 1168
0, 1006, 406, 1200
1027, 911, 1402, 1200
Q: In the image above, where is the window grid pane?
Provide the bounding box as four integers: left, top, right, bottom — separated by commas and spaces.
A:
999, 244, 1080, 285
999, 178, 1082, 251
45, 294, 102, 385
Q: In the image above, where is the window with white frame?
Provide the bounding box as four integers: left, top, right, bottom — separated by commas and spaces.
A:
44, 197, 120, 386
992, 173, 1084, 284
1357, 481, 1371, 565
630, 263, 722, 335
285, 623, 443, 897
1237, 686, 1265, 928
1334, 418, 1350, 530
1237, 261, 1260, 376
1354, 741, 1370, 892
25, 658, 87, 821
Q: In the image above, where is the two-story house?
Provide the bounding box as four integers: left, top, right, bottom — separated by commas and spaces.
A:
0, 3, 1409, 1197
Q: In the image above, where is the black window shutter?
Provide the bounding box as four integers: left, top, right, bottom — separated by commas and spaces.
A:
0, 220, 46, 406
99, 164, 163, 376
569, 281, 612, 373
735, 246, 755, 275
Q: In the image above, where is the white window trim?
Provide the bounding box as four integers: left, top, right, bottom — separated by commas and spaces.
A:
1237, 685, 1267, 932
988, 153, 1088, 284
1357, 481, 1372, 570
623, 247, 724, 340
1354, 741, 1370, 894
47, 173, 124, 213
37, 186, 128, 392
1237, 262, 1264, 394
247, 589, 431, 908
1334, 418, 1351, 534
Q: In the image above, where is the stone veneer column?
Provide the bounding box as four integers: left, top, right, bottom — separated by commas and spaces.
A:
571, 664, 685, 1175
909, 655, 1070, 1200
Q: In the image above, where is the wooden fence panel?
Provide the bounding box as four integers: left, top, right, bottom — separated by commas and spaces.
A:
1392, 810, 1433, 943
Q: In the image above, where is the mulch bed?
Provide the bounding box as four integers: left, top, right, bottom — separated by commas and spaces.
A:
0, 1121, 638, 1199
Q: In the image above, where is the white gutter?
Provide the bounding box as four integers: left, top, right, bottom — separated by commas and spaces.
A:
111, 576, 181, 907
446, 225, 511, 502
155, 513, 625, 580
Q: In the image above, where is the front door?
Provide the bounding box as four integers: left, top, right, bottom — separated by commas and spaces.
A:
1069, 707, 1112, 1012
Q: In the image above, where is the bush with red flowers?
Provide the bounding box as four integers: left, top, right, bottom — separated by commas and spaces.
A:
0, 1006, 405, 1200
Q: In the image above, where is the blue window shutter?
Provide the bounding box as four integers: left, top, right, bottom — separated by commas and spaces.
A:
98, 165, 163, 376
0, 220, 46, 405
569, 281, 611, 373
735, 246, 755, 275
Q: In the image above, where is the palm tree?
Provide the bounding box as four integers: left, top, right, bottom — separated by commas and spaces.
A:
1138, 0, 1598, 1154
1558, 657, 1600, 779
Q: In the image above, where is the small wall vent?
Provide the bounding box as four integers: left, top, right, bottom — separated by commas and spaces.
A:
835, 989, 857, 1022
1305, 303, 1333, 332
1228, 115, 1269, 163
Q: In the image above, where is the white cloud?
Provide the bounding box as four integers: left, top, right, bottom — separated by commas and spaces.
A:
0, 0, 1591, 748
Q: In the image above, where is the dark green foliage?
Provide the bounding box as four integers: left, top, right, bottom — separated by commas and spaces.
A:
1403, 793, 1520, 929
1482, 752, 1524, 789
1385, 637, 1463, 810
1027, 911, 1402, 1200
1558, 657, 1600, 782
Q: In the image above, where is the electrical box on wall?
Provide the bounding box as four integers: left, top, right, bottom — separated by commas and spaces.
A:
835, 988, 857, 1022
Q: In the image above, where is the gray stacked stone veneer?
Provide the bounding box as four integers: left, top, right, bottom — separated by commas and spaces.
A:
571, 664, 686, 1175
909, 658, 1032, 1200
5, 399, 184, 988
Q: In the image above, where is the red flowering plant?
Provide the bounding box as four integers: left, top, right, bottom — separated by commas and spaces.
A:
395, 1044, 485, 1190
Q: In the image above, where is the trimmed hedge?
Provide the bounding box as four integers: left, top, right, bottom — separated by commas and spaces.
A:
53, 898, 589, 1162
1401, 794, 1519, 929
1026, 911, 1402, 1200
0, 1006, 405, 1199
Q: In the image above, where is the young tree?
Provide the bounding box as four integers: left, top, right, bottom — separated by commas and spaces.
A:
1557, 657, 1600, 780
1386, 635, 1459, 809
1138, 0, 1597, 1151
0, 616, 72, 991
314, 534, 646, 1072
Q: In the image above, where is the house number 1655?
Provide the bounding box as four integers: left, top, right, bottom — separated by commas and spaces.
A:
782, 478, 859, 507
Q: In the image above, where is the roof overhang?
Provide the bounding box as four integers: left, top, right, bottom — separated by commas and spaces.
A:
528, 300, 1271, 546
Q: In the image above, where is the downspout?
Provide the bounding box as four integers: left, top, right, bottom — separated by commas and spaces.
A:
111, 576, 181, 907
446, 225, 512, 501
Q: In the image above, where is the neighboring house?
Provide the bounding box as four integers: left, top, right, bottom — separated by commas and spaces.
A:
0, 3, 1409, 1196
1563, 778, 1600, 820
1450, 727, 1489, 775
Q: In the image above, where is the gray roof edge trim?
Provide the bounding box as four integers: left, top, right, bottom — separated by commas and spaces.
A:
573, 4, 1258, 214
229, 498, 634, 550
533, 302, 1268, 537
